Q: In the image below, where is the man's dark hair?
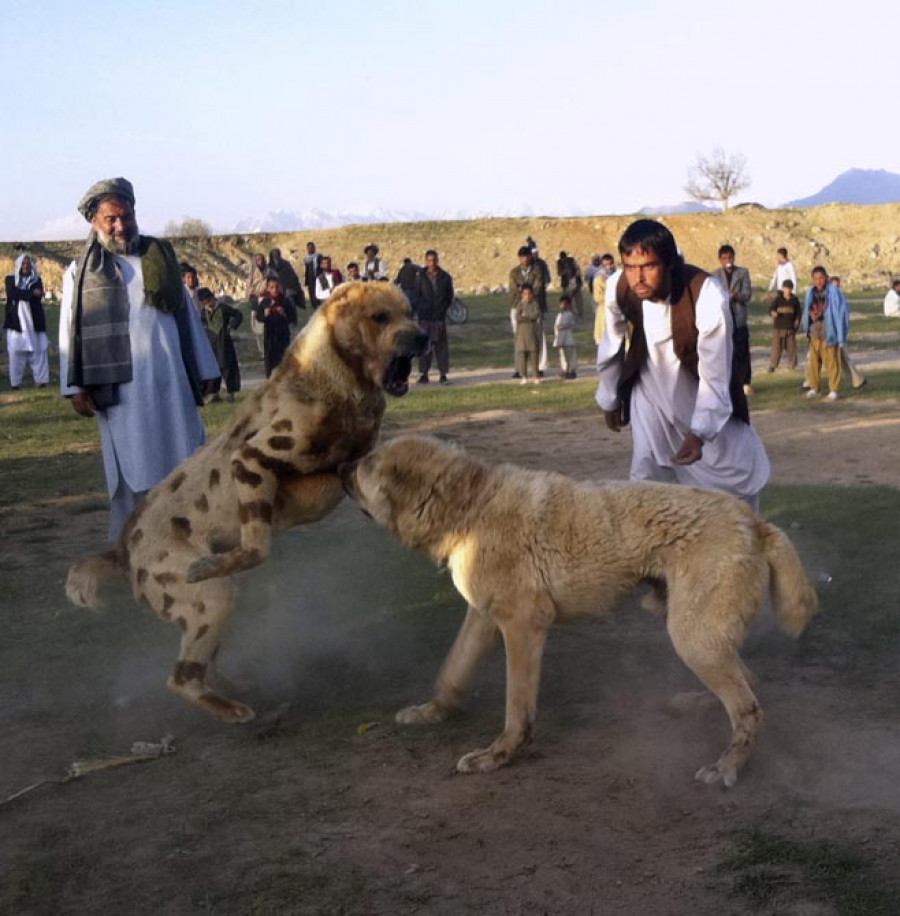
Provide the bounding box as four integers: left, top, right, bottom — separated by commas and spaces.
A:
180, 261, 196, 275
425, 249, 438, 259
812, 265, 828, 277
517, 246, 532, 258
197, 287, 215, 302
601, 253, 615, 262
618, 219, 680, 270
777, 247, 789, 258
782, 279, 794, 290
893, 279, 900, 289
520, 282, 533, 292
347, 261, 359, 270
559, 294, 571, 305
718, 244, 735, 258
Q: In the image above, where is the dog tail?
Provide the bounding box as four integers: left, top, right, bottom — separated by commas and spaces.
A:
760, 522, 819, 636
66, 549, 126, 610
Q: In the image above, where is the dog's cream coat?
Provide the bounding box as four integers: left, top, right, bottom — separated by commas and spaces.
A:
344, 435, 818, 786
67, 283, 426, 723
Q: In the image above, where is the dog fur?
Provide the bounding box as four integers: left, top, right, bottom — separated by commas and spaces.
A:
66, 282, 427, 723
342, 435, 819, 786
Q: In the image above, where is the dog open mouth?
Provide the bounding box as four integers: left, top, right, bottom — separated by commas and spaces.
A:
383, 355, 413, 397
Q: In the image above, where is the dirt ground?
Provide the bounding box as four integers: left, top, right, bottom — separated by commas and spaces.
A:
2, 380, 900, 915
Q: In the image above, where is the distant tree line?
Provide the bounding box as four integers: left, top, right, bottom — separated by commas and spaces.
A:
163, 217, 212, 238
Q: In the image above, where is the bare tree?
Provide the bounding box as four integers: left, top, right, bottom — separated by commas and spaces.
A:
163, 217, 212, 238
685, 148, 751, 211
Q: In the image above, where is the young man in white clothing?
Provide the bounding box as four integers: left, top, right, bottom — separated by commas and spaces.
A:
595, 219, 770, 512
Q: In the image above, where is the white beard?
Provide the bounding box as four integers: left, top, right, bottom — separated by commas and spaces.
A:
97, 229, 140, 255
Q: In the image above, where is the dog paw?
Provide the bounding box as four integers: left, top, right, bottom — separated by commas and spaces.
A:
694, 761, 738, 788
395, 702, 446, 725
186, 556, 221, 583
457, 745, 510, 774
197, 693, 256, 724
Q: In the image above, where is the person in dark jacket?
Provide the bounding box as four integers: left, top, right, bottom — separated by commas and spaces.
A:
4, 253, 48, 388
395, 257, 421, 315
255, 275, 297, 377
414, 249, 454, 384
268, 248, 305, 312
197, 287, 243, 401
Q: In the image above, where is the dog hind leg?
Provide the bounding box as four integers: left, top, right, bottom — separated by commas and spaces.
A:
166, 580, 255, 723
397, 603, 499, 725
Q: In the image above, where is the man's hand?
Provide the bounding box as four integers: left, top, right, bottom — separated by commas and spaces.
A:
673, 433, 703, 465
70, 392, 95, 417
603, 409, 623, 433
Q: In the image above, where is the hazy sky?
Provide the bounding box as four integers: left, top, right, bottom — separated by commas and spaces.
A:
4, 0, 897, 241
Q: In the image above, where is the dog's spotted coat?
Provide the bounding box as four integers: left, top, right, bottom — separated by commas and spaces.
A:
67, 282, 427, 723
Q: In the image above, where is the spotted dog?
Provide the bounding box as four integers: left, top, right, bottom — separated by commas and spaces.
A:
67, 282, 428, 723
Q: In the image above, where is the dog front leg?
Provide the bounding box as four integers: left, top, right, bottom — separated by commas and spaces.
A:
397, 603, 499, 725
456, 611, 550, 774
186, 444, 281, 583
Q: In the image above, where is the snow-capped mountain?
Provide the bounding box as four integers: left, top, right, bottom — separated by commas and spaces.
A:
230, 203, 593, 233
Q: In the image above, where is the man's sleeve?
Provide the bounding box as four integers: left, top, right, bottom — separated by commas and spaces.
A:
800, 290, 811, 334
691, 278, 735, 442
595, 270, 626, 411
182, 288, 221, 380
737, 269, 752, 305
59, 262, 82, 396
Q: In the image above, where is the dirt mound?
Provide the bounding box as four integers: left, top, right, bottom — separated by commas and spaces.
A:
4, 203, 900, 299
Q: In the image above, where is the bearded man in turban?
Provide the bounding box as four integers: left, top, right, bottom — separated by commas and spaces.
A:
59, 177, 220, 539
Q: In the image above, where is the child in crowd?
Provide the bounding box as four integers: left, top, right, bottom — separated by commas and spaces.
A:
515, 284, 541, 385
255, 276, 297, 377
198, 287, 243, 402
553, 294, 577, 379
767, 279, 801, 371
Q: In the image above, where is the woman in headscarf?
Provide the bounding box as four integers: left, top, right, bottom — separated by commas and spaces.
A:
4, 253, 48, 389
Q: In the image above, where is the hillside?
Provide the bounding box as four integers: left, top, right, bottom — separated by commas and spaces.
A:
4, 203, 900, 299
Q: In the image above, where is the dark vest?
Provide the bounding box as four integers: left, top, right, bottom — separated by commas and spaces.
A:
614, 264, 749, 427
4, 275, 47, 334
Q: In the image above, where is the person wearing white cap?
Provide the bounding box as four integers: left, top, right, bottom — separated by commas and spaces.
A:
4, 253, 49, 389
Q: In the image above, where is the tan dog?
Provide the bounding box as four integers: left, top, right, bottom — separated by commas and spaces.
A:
342, 435, 818, 786
67, 283, 427, 723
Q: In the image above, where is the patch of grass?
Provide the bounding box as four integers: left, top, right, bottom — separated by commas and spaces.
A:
384, 363, 900, 421
0, 385, 245, 463
387, 375, 598, 420
722, 828, 900, 915
745, 365, 900, 411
